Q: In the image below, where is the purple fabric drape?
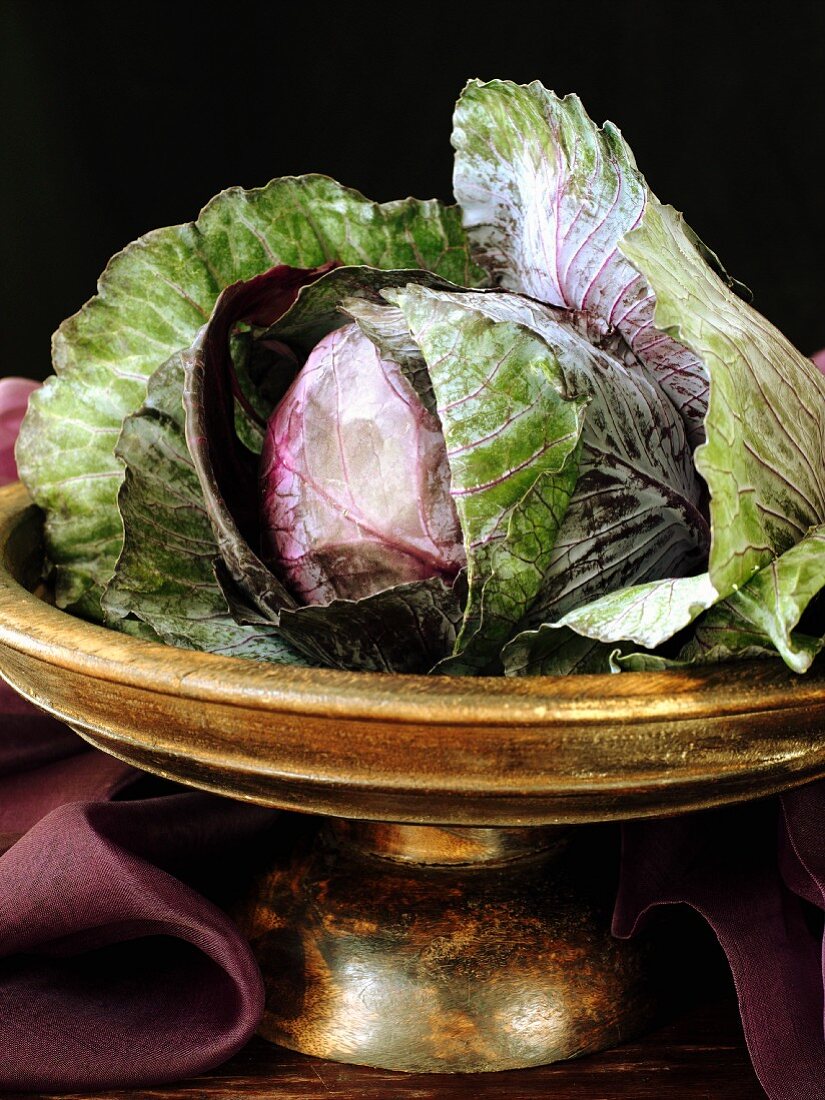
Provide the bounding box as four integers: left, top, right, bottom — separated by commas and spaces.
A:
614, 794, 825, 1100
0, 380, 38, 488
0, 678, 277, 1091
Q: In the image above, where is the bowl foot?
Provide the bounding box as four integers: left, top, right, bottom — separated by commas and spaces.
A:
234, 818, 657, 1073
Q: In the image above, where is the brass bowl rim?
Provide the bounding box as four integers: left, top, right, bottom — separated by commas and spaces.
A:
4, 480, 825, 822
1, 480, 823, 728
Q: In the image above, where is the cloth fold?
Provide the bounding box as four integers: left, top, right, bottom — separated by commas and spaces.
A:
0, 679, 277, 1091
615, 793, 825, 1100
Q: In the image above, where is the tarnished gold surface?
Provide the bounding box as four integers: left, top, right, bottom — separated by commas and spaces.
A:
234, 818, 655, 1072
1, 482, 824, 827
333, 821, 565, 864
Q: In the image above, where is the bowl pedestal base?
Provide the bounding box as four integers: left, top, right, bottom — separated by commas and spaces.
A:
234, 818, 657, 1073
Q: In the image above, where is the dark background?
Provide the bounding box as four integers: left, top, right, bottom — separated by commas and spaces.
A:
2, 1, 825, 381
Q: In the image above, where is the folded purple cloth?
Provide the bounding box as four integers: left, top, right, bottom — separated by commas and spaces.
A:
0, 680, 275, 1091
0, 380, 38, 488
615, 792, 825, 1100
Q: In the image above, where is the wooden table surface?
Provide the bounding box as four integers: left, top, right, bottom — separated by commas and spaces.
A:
15, 991, 764, 1100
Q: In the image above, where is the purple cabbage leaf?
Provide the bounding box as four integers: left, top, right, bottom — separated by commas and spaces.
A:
182, 264, 472, 672
259, 323, 466, 606
452, 80, 743, 451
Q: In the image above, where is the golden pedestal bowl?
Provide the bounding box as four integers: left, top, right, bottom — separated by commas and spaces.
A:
1, 482, 823, 1073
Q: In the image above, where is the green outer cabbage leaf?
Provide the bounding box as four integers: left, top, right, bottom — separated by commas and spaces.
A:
503, 573, 717, 664
16, 175, 484, 617
551, 201, 825, 673
393, 286, 588, 673
617, 526, 825, 673
103, 354, 310, 662
469, 296, 710, 621
516, 526, 825, 676
724, 525, 825, 670
502, 625, 619, 676
454, 79, 824, 674
621, 200, 825, 598
451, 79, 742, 450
